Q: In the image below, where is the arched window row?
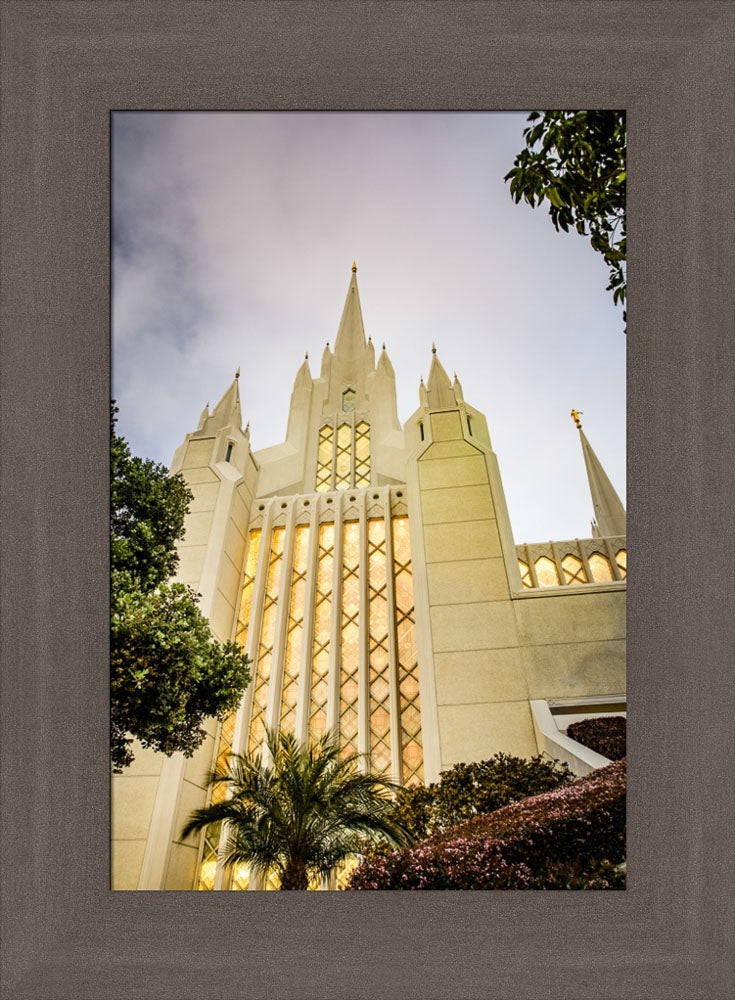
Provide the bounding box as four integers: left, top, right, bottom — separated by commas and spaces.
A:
517, 537, 626, 590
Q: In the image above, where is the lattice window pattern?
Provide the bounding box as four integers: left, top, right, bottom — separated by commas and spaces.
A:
534, 555, 560, 587
280, 525, 310, 735
339, 521, 360, 757
335, 423, 352, 490
231, 863, 250, 891
392, 517, 423, 785
518, 559, 534, 589
588, 551, 613, 582
561, 553, 587, 585
316, 425, 333, 492
354, 420, 370, 487
368, 518, 391, 777
249, 526, 285, 754
615, 548, 627, 579
310, 522, 334, 739
342, 388, 356, 412
234, 529, 261, 648
196, 821, 221, 891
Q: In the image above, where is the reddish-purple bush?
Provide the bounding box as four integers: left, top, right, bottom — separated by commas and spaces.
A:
567, 716, 626, 761
346, 759, 626, 890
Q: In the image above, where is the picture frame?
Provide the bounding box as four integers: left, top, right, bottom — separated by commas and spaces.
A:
1, 2, 732, 997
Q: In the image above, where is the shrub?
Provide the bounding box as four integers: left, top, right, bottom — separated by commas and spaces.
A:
346, 758, 626, 890
389, 753, 573, 841
567, 716, 626, 761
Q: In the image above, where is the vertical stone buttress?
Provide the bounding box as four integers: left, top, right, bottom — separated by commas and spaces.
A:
111, 374, 258, 890
405, 349, 539, 777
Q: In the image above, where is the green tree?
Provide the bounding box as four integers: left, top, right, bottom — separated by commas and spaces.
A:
389, 753, 573, 841
111, 404, 250, 771
505, 110, 626, 314
181, 728, 411, 890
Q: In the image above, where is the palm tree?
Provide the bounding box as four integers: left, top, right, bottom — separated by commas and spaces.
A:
181, 727, 411, 890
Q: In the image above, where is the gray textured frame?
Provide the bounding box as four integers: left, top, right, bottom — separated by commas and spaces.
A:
1, 1, 733, 997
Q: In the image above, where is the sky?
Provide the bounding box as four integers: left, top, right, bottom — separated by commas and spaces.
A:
112, 112, 625, 544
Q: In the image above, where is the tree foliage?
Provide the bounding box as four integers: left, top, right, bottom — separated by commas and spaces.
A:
111, 405, 250, 771
181, 728, 411, 890
347, 759, 626, 890
505, 110, 626, 313
388, 753, 573, 841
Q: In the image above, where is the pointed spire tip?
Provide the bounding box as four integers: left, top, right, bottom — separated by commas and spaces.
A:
570, 408, 583, 429
352, 260, 357, 273
432, 342, 437, 354
235, 367, 240, 379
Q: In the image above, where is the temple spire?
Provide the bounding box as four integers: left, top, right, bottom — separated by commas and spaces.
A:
425, 345, 456, 409
203, 372, 242, 432
334, 265, 367, 360
571, 410, 626, 537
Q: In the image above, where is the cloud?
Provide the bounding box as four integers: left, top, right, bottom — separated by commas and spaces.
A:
112, 112, 625, 542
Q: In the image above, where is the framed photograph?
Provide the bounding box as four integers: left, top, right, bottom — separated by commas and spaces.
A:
2, 2, 732, 997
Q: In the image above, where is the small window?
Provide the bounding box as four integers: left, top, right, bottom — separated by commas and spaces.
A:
419, 420, 424, 441
467, 415, 473, 436
342, 388, 356, 412
225, 443, 233, 462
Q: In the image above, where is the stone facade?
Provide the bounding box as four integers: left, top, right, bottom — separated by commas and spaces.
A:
112, 266, 626, 890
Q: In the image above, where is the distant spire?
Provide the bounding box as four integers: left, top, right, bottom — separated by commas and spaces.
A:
334, 268, 367, 359
377, 342, 395, 378
426, 345, 456, 409
574, 417, 626, 537
202, 372, 242, 433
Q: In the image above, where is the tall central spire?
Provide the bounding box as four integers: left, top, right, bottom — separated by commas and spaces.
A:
333, 263, 367, 360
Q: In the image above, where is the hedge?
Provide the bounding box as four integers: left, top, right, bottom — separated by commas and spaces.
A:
567, 716, 626, 761
346, 758, 626, 890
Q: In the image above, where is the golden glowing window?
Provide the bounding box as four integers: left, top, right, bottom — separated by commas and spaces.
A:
561, 553, 587, 586
339, 521, 360, 757
249, 526, 285, 755
615, 548, 627, 579
534, 556, 560, 587
196, 821, 221, 891
231, 863, 250, 891
342, 388, 356, 412
368, 519, 391, 777
335, 423, 352, 490
234, 529, 262, 649
392, 517, 423, 786
310, 523, 334, 739
518, 559, 534, 589
316, 425, 333, 492
355, 420, 370, 487
588, 551, 613, 583
280, 526, 310, 736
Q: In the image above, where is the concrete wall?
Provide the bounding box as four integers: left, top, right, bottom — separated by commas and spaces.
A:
411, 404, 626, 774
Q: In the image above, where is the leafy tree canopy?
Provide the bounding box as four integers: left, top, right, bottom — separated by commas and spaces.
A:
181, 728, 410, 890
388, 753, 573, 841
111, 405, 250, 771
505, 110, 626, 314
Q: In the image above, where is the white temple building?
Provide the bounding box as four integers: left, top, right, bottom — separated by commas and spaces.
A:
112, 265, 626, 890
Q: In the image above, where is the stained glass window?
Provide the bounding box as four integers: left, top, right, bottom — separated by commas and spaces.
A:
392, 517, 423, 785
518, 559, 534, 589
335, 423, 352, 490
280, 525, 310, 735
588, 551, 613, 583
615, 548, 627, 579
231, 863, 250, 891
310, 523, 334, 739
561, 553, 587, 585
196, 821, 221, 891
368, 519, 391, 777
234, 529, 262, 650
534, 555, 560, 587
354, 421, 370, 487
342, 388, 356, 412
340, 521, 360, 757
249, 526, 285, 754
316, 425, 333, 492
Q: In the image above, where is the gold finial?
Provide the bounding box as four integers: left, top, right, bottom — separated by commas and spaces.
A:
235, 367, 240, 379
570, 408, 582, 429
305, 352, 309, 360
382, 342, 386, 350
352, 261, 357, 273
431, 342, 437, 354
